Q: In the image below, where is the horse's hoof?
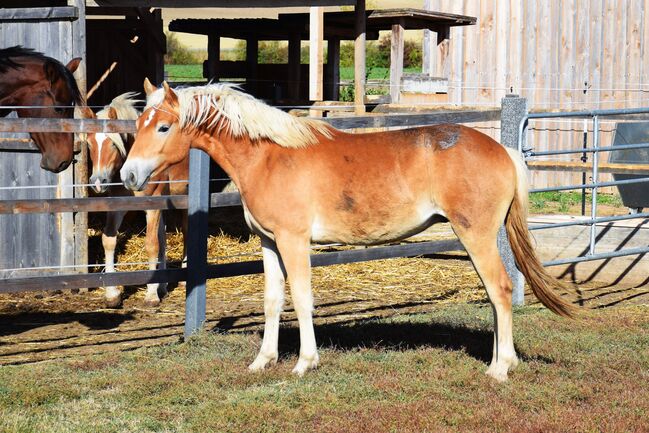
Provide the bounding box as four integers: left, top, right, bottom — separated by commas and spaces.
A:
291, 354, 319, 376
248, 353, 278, 372
105, 297, 122, 309
143, 297, 161, 308
485, 365, 509, 383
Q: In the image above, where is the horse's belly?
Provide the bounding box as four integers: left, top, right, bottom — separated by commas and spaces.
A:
310, 202, 446, 246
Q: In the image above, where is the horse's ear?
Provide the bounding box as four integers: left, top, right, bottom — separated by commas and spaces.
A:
162, 81, 178, 105
76, 105, 95, 119
65, 58, 82, 74
106, 107, 117, 120
143, 77, 156, 96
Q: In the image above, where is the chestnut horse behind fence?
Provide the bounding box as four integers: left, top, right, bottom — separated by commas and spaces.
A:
121, 81, 576, 382
80, 92, 188, 308
0, 46, 82, 173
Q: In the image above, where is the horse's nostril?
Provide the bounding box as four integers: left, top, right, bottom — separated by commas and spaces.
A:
128, 171, 137, 186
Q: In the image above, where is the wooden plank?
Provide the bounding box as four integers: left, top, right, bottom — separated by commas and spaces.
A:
309, 7, 324, 101
0, 118, 135, 134
0, 140, 39, 152
389, 19, 404, 104
0, 7, 78, 22
136, 7, 166, 55
89, 0, 357, 7
0, 192, 242, 215
288, 33, 302, 100
326, 109, 501, 130
206, 33, 220, 81
246, 37, 258, 96
526, 160, 649, 175
0, 239, 464, 293
325, 37, 340, 101
354, 0, 366, 114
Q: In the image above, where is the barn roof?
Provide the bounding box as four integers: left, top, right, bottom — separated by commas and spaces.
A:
170, 8, 476, 41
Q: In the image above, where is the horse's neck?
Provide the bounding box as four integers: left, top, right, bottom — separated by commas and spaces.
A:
194, 129, 268, 193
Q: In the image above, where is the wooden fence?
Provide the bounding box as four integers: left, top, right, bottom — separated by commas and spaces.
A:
0, 107, 509, 337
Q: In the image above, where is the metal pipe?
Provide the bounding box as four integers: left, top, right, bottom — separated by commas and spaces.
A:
529, 141, 649, 157
543, 246, 649, 267
589, 116, 600, 255
529, 213, 649, 231
530, 176, 649, 193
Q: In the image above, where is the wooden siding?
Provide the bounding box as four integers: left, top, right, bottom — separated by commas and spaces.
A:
0, 10, 83, 278
423, 0, 649, 189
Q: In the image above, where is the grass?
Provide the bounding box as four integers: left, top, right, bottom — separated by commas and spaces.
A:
530, 191, 624, 214
164, 65, 423, 83
0, 303, 647, 432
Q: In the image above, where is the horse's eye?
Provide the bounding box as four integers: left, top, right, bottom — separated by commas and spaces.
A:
157, 125, 170, 133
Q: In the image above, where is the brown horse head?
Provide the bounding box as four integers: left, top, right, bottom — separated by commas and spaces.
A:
121, 79, 190, 191
0, 46, 83, 173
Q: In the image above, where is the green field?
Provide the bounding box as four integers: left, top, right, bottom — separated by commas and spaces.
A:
1, 304, 647, 432
164, 64, 422, 83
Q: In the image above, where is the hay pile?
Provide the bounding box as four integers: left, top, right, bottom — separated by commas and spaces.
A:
104, 221, 487, 316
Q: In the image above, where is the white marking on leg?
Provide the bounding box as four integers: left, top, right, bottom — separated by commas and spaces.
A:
102, 233, 121, 305
249, 237, 286, 372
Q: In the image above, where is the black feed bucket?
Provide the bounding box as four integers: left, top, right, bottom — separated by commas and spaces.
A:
609, 122, 649, 212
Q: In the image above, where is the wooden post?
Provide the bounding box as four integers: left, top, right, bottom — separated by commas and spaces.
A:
288, 33, 301, 101
500, 94, 528, 306
431, 25, 450, 78
390, 19, 404, 104
185, 148, 210, 338
326, 37, 340, 101
309, 7, 324, 101
354, 0, 366, 114
207, 33, 220, 81
72, 0, 88, 274
246, 37, 258, 96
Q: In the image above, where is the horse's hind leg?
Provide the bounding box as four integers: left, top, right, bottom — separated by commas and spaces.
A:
103, 211, 126, 308
249, 236, 287, 372
452, 225, 518, 382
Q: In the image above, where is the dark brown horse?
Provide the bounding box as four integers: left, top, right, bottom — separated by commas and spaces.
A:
0, 46, 82, 172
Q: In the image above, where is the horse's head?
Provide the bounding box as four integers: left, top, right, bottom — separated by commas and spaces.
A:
121, 79, 190, 191
15, 56, 83, 173
80, 106, 127, 193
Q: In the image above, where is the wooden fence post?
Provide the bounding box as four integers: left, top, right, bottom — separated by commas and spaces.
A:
185, 148, 210, 338
500, 94, 527, 306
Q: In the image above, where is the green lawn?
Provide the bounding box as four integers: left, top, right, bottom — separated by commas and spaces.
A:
1, 304, 647, 432
530, 191, 623, 214
164, 64, 422, 83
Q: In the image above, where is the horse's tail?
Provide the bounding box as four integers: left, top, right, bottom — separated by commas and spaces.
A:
504, 148, 577, 318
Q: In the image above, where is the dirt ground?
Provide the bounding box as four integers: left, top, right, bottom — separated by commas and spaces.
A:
2, 227, 647, 365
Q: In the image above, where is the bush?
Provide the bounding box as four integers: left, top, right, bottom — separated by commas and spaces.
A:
165, 32, 204, 65
340, 35, 422, 69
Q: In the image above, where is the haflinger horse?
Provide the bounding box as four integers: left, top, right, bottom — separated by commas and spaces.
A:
79, 91, 189, 308
0, 46, 82, 173
121, 80, 576, 382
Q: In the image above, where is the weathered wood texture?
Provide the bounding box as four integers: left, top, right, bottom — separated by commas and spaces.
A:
0, 9, 85, 278
423, 0, 649, 190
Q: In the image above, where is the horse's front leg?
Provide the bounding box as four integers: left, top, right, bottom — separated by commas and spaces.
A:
249, 236, 287, 372
275, 232, 318, 376
102, 210, 126, 308
143, 208, 166, 307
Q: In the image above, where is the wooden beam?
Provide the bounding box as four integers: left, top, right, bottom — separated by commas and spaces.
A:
0, 239, 463, 293
206, 33, 220, 81
288, 32, 302, 100
89, 0, 356, 7
326, 109, 500, 130
0, 7, 78, 22
390, 19, 405, 104
431, 25, 450, 78
526, 160, 649, 175
136, 7, 166, 55
309, 7, 324, 101
354, 0, 366, 114
0, 118, 135, 134
246, 37, 258, 95
326, 37, 340, 101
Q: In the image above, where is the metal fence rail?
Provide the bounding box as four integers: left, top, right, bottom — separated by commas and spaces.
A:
518, 107, 649, 266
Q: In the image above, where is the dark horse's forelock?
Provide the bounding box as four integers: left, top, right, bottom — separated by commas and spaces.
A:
0, 45, 83, 105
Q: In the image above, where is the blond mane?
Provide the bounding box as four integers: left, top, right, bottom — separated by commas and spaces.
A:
98, 92, 141, 157
146, 83, 333, 148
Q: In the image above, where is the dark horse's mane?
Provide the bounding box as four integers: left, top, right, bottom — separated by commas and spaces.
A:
0, 45, 83, 105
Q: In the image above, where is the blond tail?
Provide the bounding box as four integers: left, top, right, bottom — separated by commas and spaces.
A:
504, 148, 577, 318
